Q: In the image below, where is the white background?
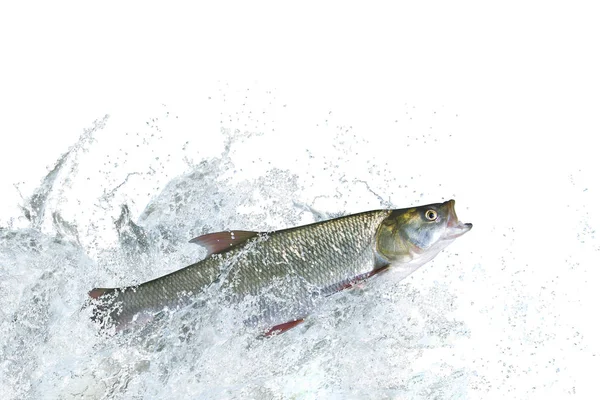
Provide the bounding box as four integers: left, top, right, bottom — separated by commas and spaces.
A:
2, 1, 597, 209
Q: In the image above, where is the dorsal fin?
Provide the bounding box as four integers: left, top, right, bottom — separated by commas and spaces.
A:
188, 230, 260, 255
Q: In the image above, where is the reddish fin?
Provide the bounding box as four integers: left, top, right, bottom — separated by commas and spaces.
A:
88, 288, 114, 299
339, 264, 391, 291
264, 319, 305, 336
189, 230, 259, 255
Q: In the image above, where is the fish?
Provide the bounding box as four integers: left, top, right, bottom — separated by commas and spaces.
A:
88, 199, 472, 334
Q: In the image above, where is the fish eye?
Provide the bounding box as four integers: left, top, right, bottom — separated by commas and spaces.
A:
425, 209, 438, 221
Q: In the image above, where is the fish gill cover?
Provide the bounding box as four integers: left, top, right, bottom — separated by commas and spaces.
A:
0, 87, 598, 399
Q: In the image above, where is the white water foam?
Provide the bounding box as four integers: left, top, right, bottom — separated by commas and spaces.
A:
1, 86, 599, 399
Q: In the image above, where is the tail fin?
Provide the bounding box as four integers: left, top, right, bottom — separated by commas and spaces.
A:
89, 287, 115, 300
88, 286, 153, 332
87, 287, 121, 329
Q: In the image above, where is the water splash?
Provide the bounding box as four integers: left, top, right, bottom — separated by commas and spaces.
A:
1, 107, 472, 400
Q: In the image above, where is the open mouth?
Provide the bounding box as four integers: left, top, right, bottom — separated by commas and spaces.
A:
445, 199, 473, 239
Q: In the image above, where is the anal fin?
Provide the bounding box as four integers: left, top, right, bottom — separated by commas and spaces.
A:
264, 318, 305, 336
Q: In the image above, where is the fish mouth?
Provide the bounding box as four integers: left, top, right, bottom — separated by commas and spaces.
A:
444, 199, 472, 239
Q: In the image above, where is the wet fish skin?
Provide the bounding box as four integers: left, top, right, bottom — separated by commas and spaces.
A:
89, 200, 472, 332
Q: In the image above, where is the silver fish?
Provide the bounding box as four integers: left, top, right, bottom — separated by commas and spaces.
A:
89, 200, 472, 334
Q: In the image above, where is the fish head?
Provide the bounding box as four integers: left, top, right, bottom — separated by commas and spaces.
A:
376, 199, 472, 266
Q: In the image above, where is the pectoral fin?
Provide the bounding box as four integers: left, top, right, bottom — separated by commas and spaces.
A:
189, 230, 259, 255
338, 264, 391, 291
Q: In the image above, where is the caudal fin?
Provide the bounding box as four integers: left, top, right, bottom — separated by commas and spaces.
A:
89, 287, 115, 299
87, 287, 121, 329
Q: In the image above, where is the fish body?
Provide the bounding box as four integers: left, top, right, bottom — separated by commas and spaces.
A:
89, 200, 472, 333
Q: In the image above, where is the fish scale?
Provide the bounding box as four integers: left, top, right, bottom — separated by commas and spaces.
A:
89, 200, 472, 333
224, 210, 392, 297
92, 210, 391, 330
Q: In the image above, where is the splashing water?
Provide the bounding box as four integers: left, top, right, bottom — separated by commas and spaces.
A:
2, 92, 599, 399
0, 102, 471, 400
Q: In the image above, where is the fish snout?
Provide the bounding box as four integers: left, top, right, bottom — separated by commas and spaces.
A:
444, 199, 472, 239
